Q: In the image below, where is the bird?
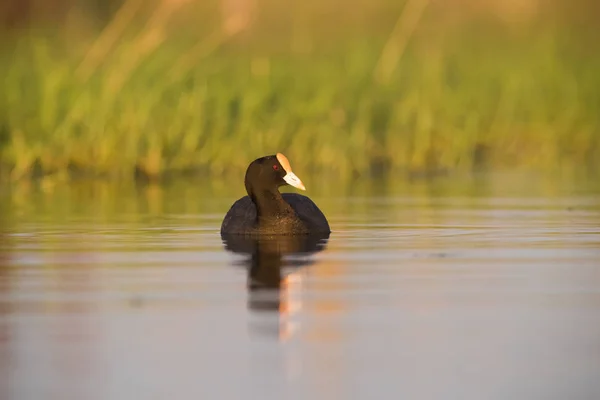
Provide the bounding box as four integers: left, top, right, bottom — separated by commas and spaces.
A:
220, 153, 330, 236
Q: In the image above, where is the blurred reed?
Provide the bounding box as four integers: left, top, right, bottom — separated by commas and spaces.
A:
0, 0, 598, 182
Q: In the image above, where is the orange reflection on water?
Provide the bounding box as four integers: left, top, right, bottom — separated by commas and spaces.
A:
278, 272, 302, 341
304, 258, 345, 343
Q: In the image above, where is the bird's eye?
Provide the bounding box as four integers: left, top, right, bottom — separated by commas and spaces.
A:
273, 164, 279, 170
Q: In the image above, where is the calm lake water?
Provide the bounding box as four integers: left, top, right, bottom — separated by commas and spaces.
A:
0, 172, 599, 400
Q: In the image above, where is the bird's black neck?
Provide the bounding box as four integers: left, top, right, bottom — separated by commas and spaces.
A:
249, 187, 293, 218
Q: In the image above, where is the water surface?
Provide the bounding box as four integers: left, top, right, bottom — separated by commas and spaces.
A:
1, 172, 599, 400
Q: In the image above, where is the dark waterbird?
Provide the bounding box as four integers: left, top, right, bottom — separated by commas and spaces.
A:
220, 153, 330, 236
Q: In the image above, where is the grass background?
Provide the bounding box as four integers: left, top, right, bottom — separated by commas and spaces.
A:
0, 0, 599, 182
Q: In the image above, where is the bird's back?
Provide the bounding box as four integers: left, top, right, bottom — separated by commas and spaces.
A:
220, 193, 330, 235
280, 193, 330, 233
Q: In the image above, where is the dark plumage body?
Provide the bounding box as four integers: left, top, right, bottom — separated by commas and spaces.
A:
220, 153, 330, 236
221, 193, 330, 235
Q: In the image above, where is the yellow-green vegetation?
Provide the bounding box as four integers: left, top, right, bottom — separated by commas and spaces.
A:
0, 0, 599, 181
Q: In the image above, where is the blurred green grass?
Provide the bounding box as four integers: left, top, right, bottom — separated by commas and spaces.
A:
0, 0, 599, 181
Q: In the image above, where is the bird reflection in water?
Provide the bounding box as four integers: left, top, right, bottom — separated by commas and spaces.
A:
222, 233, 329, 340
